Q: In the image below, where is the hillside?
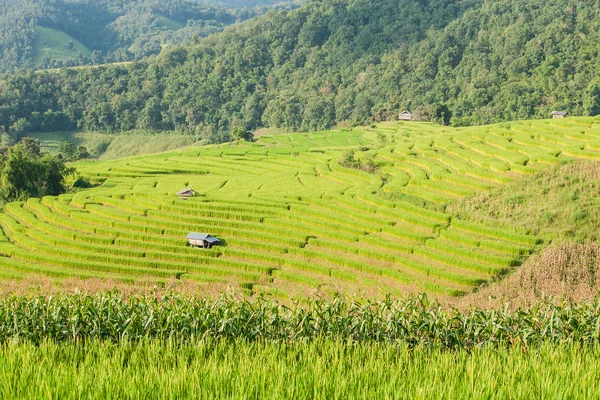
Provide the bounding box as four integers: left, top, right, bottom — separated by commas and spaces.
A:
211, 0, 302, 7
0, 0, 295, 73
451, 159, 600, 306
4, 0, 600, 392
3, 0, 600, 144
1, 117, 599, 299
449, 160, 600, 242
32, 27, 93, 64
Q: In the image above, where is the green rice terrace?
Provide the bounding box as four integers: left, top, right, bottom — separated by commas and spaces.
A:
2, 117, 600, 299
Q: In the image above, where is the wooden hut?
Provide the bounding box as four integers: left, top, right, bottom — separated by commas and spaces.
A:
177, 188, 199, 199
186, 232, 220, 249
551, 111, 568, 119
399, 110, 413, 121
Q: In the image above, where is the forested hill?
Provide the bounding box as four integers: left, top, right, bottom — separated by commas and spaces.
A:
213, 0, 302, 7
2, 0, 600, 144
0, 0, 296, 74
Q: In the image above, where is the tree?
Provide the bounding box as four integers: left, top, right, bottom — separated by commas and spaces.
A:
76, 146, 90, 160
137, 97, 163, 131
0, 144, 45, 201
19, 137, 42, 157
0, 143, 73, 203
302, 96, 335, 131
42, 155, 72, 196
0, 133, 14, 148
59, 141, 75, 160
230, 126, 250, 141
584, 81, 600, 116
8, 118, 31, 139
431, 103, 452, 126
91, 50, 102, 65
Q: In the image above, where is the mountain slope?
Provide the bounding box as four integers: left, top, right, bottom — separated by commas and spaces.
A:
32, 26, 92, 64
0, 0, 476, 141
0, 0, 293, 73
2, 0, 600, 143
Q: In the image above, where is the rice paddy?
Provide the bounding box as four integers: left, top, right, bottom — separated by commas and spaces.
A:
4, 339, 600, 399
2, 117, 600, 298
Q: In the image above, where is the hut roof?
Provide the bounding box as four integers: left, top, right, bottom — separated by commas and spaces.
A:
177, 188, 198, 195
186, 232, 220, 243
551, 111, 568, 116
399, 110, 413, 116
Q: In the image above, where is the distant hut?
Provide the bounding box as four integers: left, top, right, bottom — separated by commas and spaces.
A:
186, 232, 220, 249
399, 110, 413, 121
551, 111, 568, 119
246, 131, 255, 142
177, 188, 199, 199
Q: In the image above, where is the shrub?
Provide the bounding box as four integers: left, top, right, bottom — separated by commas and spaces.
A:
72, 176, 93, 189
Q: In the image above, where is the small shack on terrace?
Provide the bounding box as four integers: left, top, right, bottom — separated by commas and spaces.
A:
551, 111, 568, 119
177, 188, 199, 199
399, 110, 413, 121
187, 232, 220, 249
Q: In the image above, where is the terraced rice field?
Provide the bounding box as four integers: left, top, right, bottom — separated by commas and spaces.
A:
2, 118, 600, 298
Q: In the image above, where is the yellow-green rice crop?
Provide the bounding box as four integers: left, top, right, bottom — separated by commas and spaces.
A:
0, 118, 598, 297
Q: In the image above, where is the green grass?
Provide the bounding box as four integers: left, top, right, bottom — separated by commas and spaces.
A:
26, 131, 198, 159
26, 131, 112, 157
447, 159, 600, 242
32, 26, 92, 64
3, 118, 600, 298
0, 339, 598, 399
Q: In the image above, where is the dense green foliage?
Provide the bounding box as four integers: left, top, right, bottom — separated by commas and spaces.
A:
0, 138, 72, 203
3, 0, 600, 142
0, 0, 279, 73
1, 293, 600, 348
214, 0, 300, 7
1, 340, 599, 399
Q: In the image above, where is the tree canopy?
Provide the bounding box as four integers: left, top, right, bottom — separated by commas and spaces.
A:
0, 0, 296, 73
2, 0, 600, 143
0, 139, 73, 203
